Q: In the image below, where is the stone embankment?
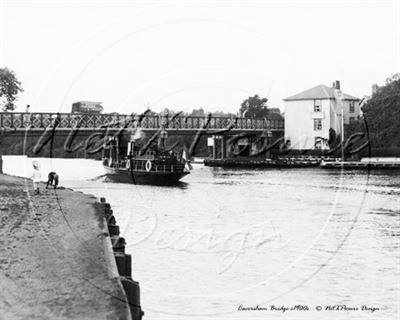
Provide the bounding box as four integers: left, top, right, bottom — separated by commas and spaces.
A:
100, 197, 144, 320
0, 174, 143, 320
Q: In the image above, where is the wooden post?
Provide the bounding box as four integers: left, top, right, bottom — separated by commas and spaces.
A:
116, 138, 119, 168
221, 135, 226, 159
212, 135, 217, 159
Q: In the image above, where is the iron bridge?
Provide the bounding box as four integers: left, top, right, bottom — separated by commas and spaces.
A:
0, 112, 284, 133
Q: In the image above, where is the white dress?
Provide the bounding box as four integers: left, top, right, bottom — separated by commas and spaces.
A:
32, 170, 42, 186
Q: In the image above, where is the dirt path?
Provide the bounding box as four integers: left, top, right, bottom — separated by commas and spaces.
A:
0, 174, 129, 320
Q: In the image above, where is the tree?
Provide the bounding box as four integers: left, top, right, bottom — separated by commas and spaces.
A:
0, 67, 23, 111
328, 128, 339, 149
239, 94, 269, 118
385, 73, 400, 85
362, 76, 400, 147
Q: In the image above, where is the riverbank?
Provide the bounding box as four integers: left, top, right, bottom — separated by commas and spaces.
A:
0, 174, 131, 319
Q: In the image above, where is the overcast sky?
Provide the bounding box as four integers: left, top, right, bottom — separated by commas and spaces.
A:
1, 0, 399, 114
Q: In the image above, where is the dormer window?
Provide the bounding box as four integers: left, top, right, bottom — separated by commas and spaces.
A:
314, 99, 321, 112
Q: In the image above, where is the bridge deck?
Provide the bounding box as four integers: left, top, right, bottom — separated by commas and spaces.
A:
0, 112, 284, 132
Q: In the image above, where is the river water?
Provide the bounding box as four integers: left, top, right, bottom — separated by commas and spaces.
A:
2, 156, 400, 319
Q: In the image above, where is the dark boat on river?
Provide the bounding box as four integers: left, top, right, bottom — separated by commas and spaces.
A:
103, 137, 190, 185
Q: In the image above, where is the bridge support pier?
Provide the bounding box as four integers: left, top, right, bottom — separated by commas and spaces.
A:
221, 136, 226, 159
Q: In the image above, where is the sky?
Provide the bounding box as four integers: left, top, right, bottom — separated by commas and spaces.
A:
1, 0, 399, 114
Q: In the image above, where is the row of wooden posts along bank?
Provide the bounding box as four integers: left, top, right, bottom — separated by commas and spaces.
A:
99, 197, 144, 320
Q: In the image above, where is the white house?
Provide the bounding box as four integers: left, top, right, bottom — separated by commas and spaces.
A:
284, 81, 360, 150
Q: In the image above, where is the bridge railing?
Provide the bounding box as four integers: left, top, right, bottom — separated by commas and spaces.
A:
0, 112, 284, 131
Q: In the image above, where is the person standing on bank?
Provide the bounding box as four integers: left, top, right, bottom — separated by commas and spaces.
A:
31, 161, 42, 195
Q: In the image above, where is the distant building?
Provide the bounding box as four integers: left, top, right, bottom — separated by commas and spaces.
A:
284, 81, 360, 150
71, 101, 103, 114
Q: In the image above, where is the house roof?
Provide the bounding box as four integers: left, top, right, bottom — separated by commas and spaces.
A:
284, 84, 359, 101
72, 101, 103, 104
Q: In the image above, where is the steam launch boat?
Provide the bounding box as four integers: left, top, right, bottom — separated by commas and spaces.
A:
103, 136, 190, 185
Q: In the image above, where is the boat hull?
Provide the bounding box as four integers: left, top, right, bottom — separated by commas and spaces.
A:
103, 165, 189, 185
320, 161, 400, 170
204, 158, 320, 168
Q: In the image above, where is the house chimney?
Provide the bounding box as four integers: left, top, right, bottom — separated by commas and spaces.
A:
335, 80, 340, 90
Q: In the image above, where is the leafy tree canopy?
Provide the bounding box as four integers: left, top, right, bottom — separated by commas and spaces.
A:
385, 72, 400, 85
239, 94, 269, 118
0, 67, 23, 111
363, 74, 400, 147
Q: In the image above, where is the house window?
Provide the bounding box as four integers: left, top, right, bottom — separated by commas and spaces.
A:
314, 99, 322, 112
349, 101, 355, 113
314, 119, 322, 131
349, 117, 355, 124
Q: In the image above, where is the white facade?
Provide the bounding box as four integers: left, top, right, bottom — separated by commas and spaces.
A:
284, 84, 360, 150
